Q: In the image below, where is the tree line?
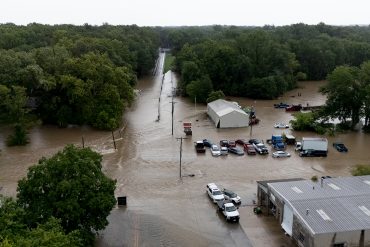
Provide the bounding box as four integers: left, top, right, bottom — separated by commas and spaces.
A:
160, 24, 370, 102
0, 23, 160, 145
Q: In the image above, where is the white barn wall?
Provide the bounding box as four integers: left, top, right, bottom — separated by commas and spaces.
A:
220, 111, 249, 128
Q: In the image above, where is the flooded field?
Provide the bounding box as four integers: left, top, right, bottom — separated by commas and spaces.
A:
1, 52, 370, 246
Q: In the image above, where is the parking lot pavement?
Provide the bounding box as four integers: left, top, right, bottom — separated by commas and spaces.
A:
238, 206, 296, 247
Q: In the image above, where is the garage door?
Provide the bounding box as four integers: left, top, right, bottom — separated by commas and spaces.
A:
281, 204, 293, 236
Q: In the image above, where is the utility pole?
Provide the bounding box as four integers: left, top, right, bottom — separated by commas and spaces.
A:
176, 137, 187, 179
171, 98, 174, 135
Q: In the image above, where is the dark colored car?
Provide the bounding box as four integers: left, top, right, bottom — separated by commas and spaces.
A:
203, 139, 213, 148
243, 144, 256, 155
228, 140, 236, 147
285, 104, 302, 111
235, 139, 248, 145
248, 139, 261, 145
228, 147, 244, 156
333, 142, 348, 152
274, 102, 289, 108
220, 140, 229, 147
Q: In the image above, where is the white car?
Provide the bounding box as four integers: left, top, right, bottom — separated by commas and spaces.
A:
220, 146, 228, 155
274, 123, 289, 128
210, 144, 221, 156
206, 183, 225, 203
272, 151, 291, 158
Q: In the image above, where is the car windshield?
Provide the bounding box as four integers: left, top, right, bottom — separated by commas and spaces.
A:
229, 192, 237, 197
226, 205, 237, 212
213, 190, 222, 195
212, 146, 219, 151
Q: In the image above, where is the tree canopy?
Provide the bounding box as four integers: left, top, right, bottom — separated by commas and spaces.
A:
16, 145, 116, 245
0, 24, 160, 132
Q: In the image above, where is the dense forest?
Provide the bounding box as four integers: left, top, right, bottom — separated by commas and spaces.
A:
160, 24, 370, 101
0, 23, 160, 144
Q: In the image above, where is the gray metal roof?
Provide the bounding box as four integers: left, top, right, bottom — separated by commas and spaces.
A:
268, 176, 370, 235
292, 195, 370, 234
207, 99, 247, 117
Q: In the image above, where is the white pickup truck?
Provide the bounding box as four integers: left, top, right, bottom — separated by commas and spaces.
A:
217, 200, 240, 222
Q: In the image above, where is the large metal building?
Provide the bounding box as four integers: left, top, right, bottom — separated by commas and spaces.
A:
207, 99, 249, 128
257, 176, 370, 247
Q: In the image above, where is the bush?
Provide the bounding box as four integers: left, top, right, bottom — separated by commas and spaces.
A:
6, 124, 29, 146
351, 164, 370, 176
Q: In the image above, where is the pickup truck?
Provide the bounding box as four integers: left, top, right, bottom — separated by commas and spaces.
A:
195, 141, 206, 153
253, 142, 269, 154
216, 200, 240, 222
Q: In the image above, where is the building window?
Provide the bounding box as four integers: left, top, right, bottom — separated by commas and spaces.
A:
298, 232, 305, 243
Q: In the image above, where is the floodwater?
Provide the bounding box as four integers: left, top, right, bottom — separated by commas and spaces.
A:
1, 52, 370, 246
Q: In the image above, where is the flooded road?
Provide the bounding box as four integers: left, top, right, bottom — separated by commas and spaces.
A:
1, 52, 370, 246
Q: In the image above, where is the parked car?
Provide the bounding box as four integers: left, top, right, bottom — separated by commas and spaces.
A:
228, 140, 236, 147
222, 189, 241, 204
253, 143, 269, 154
206, 183, 225, 203
195, 141, 206, 153
203, 139, 213, 148
210, 144, 221, 156
217, 200, 240, 222
220, 146, 228, 155
285, 104, 302, 111
220, 140, 229, 147
333, 142, 348, 152
272, 151, 291, 158
228, 147, 244, 155
235, 139, 248, 145
274, 123, 289, 128
274, 102, 289, 108
248, 139, 261, 145
243, 144, 256, 155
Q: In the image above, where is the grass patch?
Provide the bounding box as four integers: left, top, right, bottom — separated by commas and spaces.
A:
163, 53, 175, 74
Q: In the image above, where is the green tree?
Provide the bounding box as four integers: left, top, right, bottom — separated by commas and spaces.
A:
17, 145, 116, 243
186, 76, 213, 103
0, 85, 30, 146
206, 90, 225, 103
321, 65, 362, 127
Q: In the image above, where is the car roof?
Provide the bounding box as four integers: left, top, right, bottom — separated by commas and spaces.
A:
224, 203, 235, 207
223, 188, 236, 194
207, 183, 218, 189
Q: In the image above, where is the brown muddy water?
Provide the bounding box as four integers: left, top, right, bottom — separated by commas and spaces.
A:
1, 52, 370, 246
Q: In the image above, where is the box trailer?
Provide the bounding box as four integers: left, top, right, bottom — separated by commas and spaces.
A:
298, 137, 328, 157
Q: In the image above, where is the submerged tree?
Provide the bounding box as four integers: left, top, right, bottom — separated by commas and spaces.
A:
17, 145, 116, 245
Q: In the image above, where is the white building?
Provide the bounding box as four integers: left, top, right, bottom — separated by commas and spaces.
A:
257, 176, 370, 247
207, 99, 249, 128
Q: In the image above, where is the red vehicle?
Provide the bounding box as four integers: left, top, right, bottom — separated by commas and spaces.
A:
285, 104, 302, 112
228, 140, 236, 147
235, 139, 248, 145
243, 144, 256, 155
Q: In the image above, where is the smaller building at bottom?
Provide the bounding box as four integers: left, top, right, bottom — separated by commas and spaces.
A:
257, 176, 370, 247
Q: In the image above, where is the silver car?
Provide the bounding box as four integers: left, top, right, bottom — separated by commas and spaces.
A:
211, 144, 221, 156
272, 151, 291, 158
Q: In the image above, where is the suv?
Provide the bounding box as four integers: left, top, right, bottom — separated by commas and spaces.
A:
206, 183, 225, 203
222, 189, 241, 204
